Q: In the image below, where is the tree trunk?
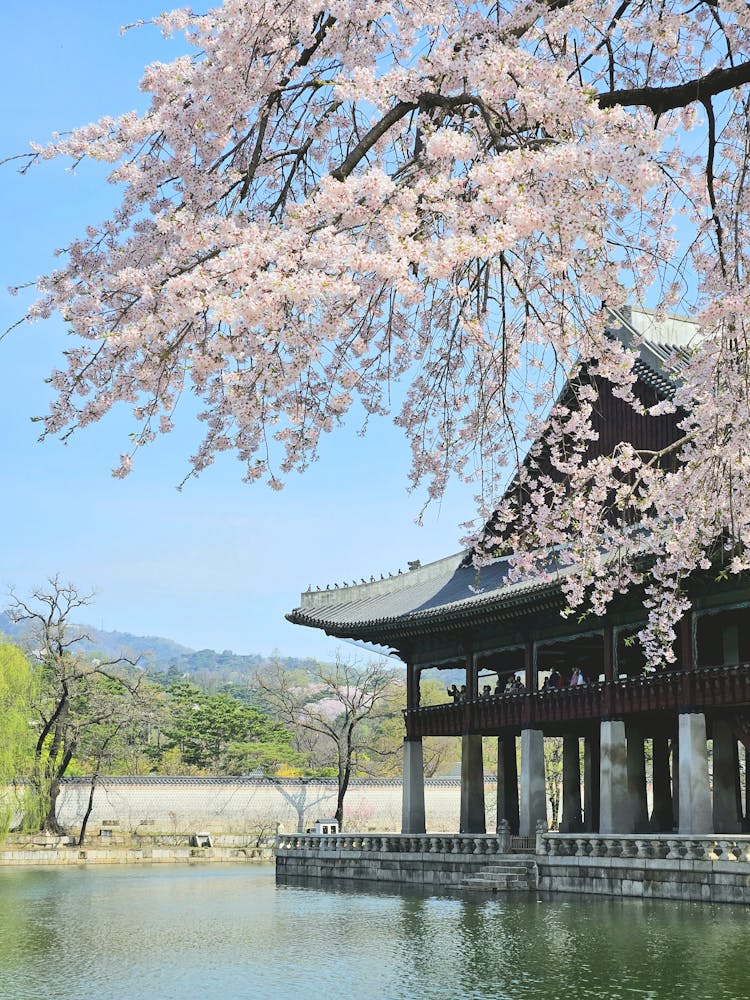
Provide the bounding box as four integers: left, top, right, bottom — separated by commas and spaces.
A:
42, 773, 65, 835
78, 775, 99, 846
335, 728, 354, 829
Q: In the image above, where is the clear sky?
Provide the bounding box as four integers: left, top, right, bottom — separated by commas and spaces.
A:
0, 3, 476, 660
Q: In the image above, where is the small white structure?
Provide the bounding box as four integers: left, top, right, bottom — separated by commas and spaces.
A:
315, 817, 339, 835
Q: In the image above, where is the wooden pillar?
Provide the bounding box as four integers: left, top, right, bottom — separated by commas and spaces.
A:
466, 644, 478, 701
405, 662, 418, 712
603, 624, 614, 682
524, 641, 535, 692
680, 612, 694, 670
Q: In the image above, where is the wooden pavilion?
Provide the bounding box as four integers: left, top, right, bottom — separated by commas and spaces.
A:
287, 307, 750, 838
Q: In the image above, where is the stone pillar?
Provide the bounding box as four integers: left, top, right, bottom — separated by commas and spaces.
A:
626, 725, 649, 833
599, 719, 632, 834
584, 731, 600, 832
678, 712, 712, 834
650, 735, 674, 832
497, 735, 519, 835
519, 728, 546, 837
401, 738, 426, 834
460, 734, 486, 834
560, 735, 582, 832
712, 719, 742, 833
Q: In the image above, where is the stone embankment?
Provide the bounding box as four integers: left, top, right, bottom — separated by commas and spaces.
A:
275, 829, 750, 903
0, 833, 274, 867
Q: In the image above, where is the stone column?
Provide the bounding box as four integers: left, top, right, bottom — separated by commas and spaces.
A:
401, 737, 426, 834
678, 712, 712, 834
560, 735, 582, 832
584, 731, 600, 832
626, 725, 649, 833
712, 719, 742, 833
496, 735, 519, 835
650, 735, 674, 832
460, 734, 486, 834
599, 719, 632, 834
519, 728, 546, 837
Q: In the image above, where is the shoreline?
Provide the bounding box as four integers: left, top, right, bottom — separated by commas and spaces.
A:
0, 845, 273, 867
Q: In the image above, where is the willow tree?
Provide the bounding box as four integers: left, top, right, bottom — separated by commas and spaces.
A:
0, 644, 37, 839
13, 1, 750, 661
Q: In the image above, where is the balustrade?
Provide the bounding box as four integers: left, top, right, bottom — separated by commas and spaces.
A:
275, 832, 507, 855
540, 832, 750, 861
404, 663, 750, 737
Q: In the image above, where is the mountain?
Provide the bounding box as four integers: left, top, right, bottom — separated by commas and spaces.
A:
0, 612, 317, 680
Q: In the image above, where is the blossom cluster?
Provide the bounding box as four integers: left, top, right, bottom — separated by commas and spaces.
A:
20, 0, 750, 661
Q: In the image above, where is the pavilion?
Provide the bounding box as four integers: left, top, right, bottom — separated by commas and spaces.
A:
287, 307, 750, 839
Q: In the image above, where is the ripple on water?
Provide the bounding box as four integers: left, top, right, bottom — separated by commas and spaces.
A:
0, 866, 748, 1000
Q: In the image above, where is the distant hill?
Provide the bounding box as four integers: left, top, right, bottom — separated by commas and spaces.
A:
0, 611, 318, 681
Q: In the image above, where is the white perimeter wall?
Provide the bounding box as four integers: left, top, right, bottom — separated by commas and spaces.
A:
57, 779, 498, 835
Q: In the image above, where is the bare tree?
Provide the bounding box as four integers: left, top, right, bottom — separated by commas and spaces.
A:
255, 656, 395, 829
7, 577, 139, 835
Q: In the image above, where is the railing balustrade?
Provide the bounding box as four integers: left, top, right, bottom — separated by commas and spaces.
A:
540, 832, 750, 862
275, 831, 513, 855
276, 827, 750, 864
405, 662, 750, 737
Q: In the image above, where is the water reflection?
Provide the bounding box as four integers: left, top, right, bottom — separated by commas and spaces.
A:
0, 866, 747, 1000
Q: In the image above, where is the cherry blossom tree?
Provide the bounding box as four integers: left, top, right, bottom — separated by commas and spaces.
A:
11, 1, 750, 661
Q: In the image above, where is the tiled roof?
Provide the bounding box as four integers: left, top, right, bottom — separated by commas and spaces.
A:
606, 305, 698, 398
289, 307, 697, 642
287, 551, 568, 641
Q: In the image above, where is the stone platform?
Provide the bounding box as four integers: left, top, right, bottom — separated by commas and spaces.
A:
275, 831, 750, 903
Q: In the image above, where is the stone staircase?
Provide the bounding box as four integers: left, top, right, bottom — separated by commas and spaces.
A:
461, 857, 537, 892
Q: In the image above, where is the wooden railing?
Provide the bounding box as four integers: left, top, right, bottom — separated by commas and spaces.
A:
404, 662, 750, 738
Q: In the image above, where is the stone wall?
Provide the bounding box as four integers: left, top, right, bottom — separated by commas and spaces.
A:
537, 855, 750, 903
0, 845, 270, 867
56, 777, 497, 835
275, 848, 501, 886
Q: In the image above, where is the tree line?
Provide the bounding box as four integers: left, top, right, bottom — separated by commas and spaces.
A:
0, 579, 462, 838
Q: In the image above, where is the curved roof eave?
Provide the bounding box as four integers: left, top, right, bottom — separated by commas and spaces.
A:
286, 572, 566, 643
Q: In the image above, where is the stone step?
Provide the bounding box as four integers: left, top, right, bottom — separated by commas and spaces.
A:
476, 868, 530, 875
461, 876, 530, 891
477, 865, 531, 874
461, 861, 537, 892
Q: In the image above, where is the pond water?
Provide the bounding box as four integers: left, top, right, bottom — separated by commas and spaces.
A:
0, 864, 747, 1000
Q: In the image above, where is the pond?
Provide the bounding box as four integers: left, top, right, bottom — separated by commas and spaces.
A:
0, 864, 746, 999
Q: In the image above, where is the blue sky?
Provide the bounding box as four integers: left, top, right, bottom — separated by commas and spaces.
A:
0, 3, 476, 660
